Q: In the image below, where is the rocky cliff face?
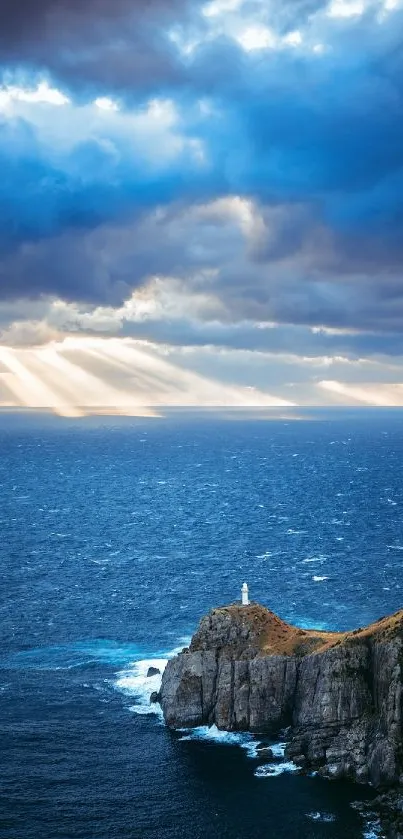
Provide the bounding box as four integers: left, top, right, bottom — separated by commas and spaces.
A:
160, 603, 403, 787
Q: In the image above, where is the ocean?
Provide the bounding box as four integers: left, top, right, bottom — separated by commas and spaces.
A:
1, 408, 402, 838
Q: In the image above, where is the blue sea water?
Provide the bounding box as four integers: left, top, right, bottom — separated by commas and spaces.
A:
1, 408, 402, 838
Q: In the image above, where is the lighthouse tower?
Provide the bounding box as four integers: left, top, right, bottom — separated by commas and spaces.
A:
241, 582, 249, 606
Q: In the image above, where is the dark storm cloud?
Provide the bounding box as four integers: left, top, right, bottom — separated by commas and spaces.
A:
0, 0, 200, 95
0, 0, 329, 96
212, 38, 403, 207
1, 184, 403, 345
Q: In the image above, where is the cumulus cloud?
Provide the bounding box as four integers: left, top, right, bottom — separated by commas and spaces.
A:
1, 194, 403, 355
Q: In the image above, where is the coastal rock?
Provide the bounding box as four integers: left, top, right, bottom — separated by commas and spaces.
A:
256, 746, 274, 759
370, 790, 403, 838
147, 666, 161, 677
160, 602, 403, 787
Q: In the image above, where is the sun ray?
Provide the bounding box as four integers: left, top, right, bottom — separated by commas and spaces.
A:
81, 338, 294, 407
0, 338, 294, 415
0, 348, 83, 416
34, 346, 156, 416
319, 380, 403, 406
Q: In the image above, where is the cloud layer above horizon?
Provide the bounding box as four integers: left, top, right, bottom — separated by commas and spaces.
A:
0, 0, 402, 410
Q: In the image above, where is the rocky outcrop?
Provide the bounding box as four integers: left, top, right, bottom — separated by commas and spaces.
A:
369, 790, 403, 838
287, 636, 402, 786
160, 603, 403, 787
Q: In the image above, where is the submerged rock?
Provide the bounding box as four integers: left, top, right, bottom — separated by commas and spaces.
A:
160, 602, 403, 788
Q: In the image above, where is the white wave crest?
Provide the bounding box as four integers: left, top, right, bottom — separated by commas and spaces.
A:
114, 657, 167, 717
178, 724, 255, 751
362, 825, 383, 839
254, 761, 298, 778
269, 741, 286, 757
306, 812, 336, 823
302, 555, 327, 563
113, 636, 191, 717
178, 727, 296, 774
286, 528, 307, 535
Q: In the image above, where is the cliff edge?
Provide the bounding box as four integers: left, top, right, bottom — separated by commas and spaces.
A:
160, 603, 403, 787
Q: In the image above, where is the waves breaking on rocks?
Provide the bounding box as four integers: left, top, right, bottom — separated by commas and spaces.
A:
113, 639, 190, 717
113, 651, 298, 778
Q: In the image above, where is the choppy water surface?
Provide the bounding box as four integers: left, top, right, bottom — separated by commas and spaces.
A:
1, 409, 402, 838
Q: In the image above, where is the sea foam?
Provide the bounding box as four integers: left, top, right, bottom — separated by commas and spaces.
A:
113, 636, 191, 713
114, 657, 167, 717
362, 822, 383, 839
178, 724, 255, 751
178, 725, 297, 775
113, 638, 190, 716
254, 761, 298, 778
306, 812, 336, 823
113, 646, 298, 777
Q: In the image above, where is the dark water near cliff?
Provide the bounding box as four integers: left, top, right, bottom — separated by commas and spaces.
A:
1, 408, 402, 839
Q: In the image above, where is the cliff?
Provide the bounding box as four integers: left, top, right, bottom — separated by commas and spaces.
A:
159, 603, 403, 787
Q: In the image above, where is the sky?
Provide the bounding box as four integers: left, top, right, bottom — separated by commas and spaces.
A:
0, 0, 402, 414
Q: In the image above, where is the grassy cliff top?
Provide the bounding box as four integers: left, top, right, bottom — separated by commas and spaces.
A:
189, 602, 403, 658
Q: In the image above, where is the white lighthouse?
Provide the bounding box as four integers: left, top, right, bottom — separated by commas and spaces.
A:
241, 582, 249, 606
